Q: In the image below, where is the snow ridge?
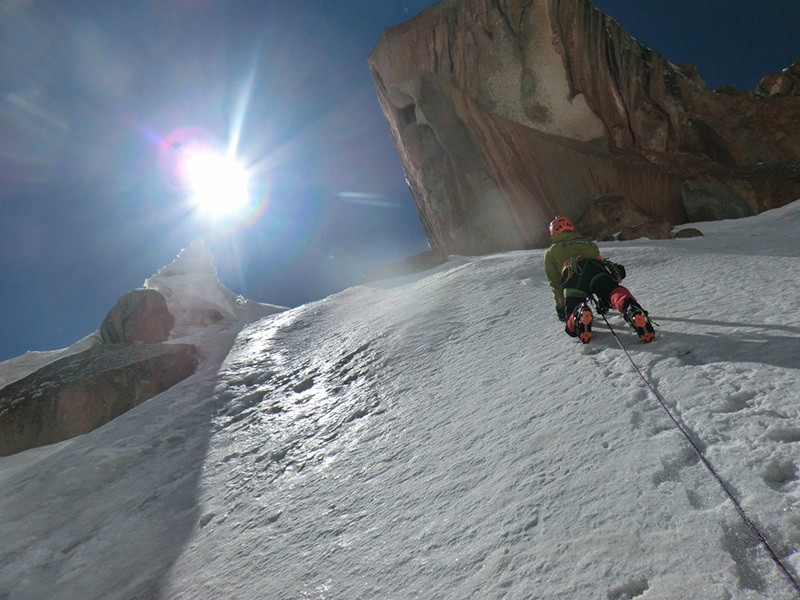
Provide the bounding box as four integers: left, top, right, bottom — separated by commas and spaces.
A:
145, 239, 245, 326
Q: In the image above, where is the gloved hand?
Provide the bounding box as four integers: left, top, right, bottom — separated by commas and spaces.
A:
556, 306, 567, 322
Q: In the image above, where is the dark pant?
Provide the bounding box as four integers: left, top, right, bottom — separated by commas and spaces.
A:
562, 258, 636, 334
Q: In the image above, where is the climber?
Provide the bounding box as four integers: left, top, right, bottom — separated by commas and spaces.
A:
543, 216, 655, 344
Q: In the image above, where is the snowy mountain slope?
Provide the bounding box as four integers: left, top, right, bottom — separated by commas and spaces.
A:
0, 332, 101, 390
2, 202, 800, 599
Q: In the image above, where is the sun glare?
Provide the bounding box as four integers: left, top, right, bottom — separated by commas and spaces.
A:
183, 149, 251, 218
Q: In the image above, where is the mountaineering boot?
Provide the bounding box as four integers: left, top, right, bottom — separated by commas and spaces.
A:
574, 302, 593, 344
623, 300, 655, 343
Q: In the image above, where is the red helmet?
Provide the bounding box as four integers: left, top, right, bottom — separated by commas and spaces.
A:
549, 216, 574, 236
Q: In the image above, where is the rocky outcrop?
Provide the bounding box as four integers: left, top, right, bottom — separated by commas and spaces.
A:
100, 288, 174, 344
673, 227, 703, 239
368, 0, 800, 253
0, 240, 286, 457
681, 177, 755, 222
576, 196, 671, 241
0, 343, 197, 456
756, 58, 800, 98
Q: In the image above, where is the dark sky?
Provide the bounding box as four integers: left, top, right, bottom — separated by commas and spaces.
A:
1, 0, 797, 362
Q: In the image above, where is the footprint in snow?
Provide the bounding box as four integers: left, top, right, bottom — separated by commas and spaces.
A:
761, 458, 799, 490
767, 428, 800, 444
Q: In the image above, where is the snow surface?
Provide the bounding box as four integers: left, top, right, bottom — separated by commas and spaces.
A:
2, 202, 800, 599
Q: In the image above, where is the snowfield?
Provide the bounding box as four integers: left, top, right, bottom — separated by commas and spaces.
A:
2, 202, 800, 599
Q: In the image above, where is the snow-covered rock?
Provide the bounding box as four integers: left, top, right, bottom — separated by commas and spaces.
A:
144, 240, 245, 326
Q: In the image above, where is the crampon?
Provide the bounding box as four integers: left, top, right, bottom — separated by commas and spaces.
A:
574, 303, 593, 344
624, 302, 655, 343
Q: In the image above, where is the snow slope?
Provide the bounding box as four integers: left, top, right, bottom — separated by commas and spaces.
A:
2, 202, 800, 599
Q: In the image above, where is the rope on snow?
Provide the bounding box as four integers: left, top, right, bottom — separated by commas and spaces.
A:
598, 311, 800, 596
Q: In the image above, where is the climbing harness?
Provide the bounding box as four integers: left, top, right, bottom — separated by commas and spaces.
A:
560, 256, 584, 282
601, 258, 626, 283
595, 305, 800, 595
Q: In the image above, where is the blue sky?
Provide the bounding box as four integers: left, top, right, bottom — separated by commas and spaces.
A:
0, 0, 797, 361
593, 0, 799, 92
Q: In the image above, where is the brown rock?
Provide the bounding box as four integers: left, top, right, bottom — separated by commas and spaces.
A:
673, 228, 703, 238
756, 58, 800, 98
678, 63, 706, 89
577, 196, 671, 241
368, 0, 800, 255
0, 343, 197, 456
713, 85, 738, 96
681, 177, 755, 222
100, 288, 174, 344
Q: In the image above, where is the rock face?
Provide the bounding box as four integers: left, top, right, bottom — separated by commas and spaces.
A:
757, 59, 800, 98
0, 343, 197, 456
368, 0, 800, 253
576, 196, 671, 242
100, 288, 174, 344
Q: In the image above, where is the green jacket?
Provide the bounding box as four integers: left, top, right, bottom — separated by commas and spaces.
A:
543, 231, 600, 310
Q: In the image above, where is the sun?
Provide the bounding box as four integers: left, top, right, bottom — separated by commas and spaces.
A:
182, 148, 251, 218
